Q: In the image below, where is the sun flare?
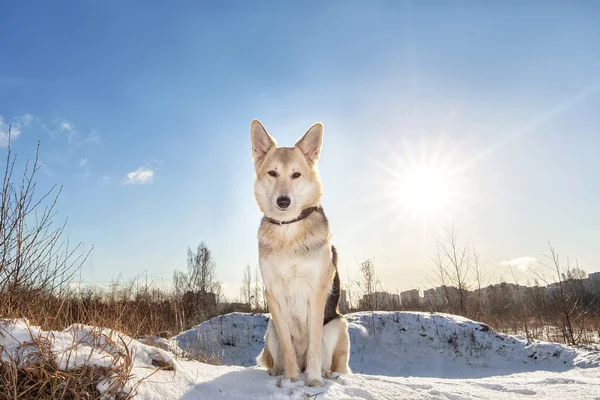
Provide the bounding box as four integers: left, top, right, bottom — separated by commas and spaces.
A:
395, 165, 451, 216
366, 135, 470, 233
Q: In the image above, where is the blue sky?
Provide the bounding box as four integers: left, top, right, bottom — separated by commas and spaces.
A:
1, 1, 599, 298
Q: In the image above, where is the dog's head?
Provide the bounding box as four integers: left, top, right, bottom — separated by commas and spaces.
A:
250, 120, 324, 220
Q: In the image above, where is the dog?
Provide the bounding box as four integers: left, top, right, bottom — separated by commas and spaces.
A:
250, 120, 351, 387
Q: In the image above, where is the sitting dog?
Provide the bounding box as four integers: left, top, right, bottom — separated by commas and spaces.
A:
251, 120, 351, 387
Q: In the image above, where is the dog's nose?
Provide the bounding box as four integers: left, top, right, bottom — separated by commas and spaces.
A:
276, 196, 291, 209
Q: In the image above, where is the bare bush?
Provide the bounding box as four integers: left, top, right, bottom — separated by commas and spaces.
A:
431, 224, 472, 316
0, 130, 88, 324
172, 242, 223, 329
355, 259, 381, 330
240, 264, 253, 308
533, 243, 590, 345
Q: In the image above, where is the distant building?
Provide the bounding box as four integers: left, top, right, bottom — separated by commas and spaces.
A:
423, 287, 446, 306
589, 272, 600, 283
545, 281, 562, 295
360, 291, 400, 311
339, 289, 349, 313
400, 289, 420, 306
489, 282, 528, 296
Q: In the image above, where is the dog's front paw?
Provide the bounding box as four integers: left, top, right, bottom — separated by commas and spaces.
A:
286, 372, 302, 382
306, 377, 325, 387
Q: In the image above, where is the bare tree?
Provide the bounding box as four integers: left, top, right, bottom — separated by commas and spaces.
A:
356, 258, 381, 330
187, 242, 217, 294
509, 267, 531, 341
470, 245, 490, 319
172, 241, 223, 326
253, 265, 265, 312
544, 244, 587, 345
432, 224, 471, 316
524, 242, 589, 345
240, 264, 252, 307
0, 129, 89, 317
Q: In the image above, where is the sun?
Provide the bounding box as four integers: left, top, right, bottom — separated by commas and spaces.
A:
395, 165, 451, 216
366, 135, 469, 232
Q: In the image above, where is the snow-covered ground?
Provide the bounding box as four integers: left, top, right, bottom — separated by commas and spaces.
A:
2, 312, 600, 399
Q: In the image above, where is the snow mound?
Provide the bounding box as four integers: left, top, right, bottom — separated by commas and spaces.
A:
171, 311, 600, 377
0, 318, 177, 396
2, 313, 599, 399
171, 312, 268, 366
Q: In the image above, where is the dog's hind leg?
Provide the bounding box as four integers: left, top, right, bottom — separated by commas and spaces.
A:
257, 319, 284, 376
320, 319, 336, 379
329, 317, 351, 375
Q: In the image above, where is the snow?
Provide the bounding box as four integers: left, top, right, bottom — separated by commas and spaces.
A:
2, 312, 600, 399
0, 318, 178, 395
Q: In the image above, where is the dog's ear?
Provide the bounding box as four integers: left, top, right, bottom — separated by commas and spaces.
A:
295, 122, 323, 163
250, 120, 276, 163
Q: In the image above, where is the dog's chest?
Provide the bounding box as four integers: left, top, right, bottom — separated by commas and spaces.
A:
261, 252, 324, 321
262, 253, 322, 291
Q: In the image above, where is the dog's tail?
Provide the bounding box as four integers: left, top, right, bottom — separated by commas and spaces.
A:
256, 346, 274, 369
348, 321, 368, 337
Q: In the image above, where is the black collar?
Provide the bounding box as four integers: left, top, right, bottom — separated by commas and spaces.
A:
263, 206, 323, 225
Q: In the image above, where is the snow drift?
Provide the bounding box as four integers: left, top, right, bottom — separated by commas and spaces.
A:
2, 312, 599, 399
171, 311, 600, 378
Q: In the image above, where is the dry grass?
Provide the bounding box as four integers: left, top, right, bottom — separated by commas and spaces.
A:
180, 350, 222, 366
0, 324, 139, 399
483, 313, 600, 345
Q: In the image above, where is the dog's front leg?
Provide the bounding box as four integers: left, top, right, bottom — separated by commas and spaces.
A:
264, 289, 300, 381
306, 288, 327, 387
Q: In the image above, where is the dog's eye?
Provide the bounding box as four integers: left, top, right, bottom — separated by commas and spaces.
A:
291, 172, 301, 179
268, 170, 278, 177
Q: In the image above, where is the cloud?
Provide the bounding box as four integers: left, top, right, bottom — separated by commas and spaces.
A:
43, 118, 101, 147
56, 119, 77, 143
75, 158, 91, 181
60, 121, 73, 132
500, 256, 539, 272
0, 114, 31, 147
82, 130, 101, 145
123, 167, 154, 185
21, 114, 33, 127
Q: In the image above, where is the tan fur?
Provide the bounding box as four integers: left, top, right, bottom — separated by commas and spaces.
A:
331, 325, 351, 373
256, 345, 274, 370
250, 120, 351, 387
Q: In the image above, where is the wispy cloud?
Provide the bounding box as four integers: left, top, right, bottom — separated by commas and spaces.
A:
75, 157, 92, 182
2, 114, 104, 182
100, 176, 112, 186
82, 130, 101, 146
500, 256, 539, 272
0, 114, 31, 147
58, 119, 77, 143
60, 121, 73, 132
21, 113, 33, 127
42, 117, 101, 148
123, 167, 155, 185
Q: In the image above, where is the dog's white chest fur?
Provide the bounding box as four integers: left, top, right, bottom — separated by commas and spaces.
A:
261, 251, 324, 318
